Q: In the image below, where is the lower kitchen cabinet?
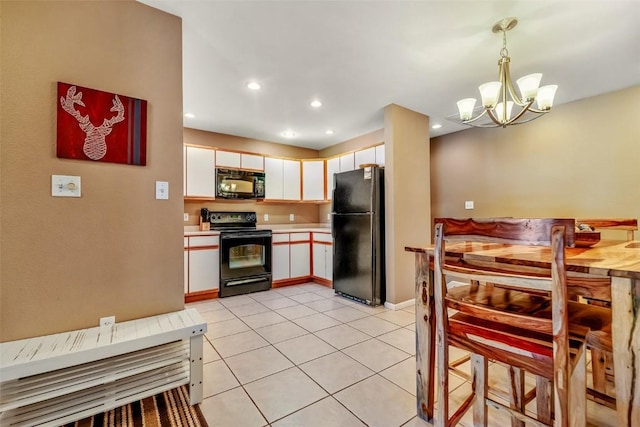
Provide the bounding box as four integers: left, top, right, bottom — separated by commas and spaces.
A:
184, 235, 219, 300
312, 232, 333, 282
272, 232, 311, 284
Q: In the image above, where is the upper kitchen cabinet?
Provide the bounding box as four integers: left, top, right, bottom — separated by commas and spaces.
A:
302, 160, 325, 201
216, 150, 265, 171
264, 157, 301, 201
241, 153, 264, 171
326, 157, 340, 201
184, 145, 215, 199
215, 150, 241, 168
339, 153, 355, 172
354, 146, 375, 168
375, 144, 385, 166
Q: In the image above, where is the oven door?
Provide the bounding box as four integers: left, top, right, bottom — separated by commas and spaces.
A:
219, 230, 272, 297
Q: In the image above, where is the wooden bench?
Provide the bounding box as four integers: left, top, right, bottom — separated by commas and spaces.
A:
0, 308, 207, 426
576, 218, 638, 241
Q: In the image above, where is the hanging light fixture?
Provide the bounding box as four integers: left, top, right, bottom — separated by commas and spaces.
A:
456, 17, 558, 128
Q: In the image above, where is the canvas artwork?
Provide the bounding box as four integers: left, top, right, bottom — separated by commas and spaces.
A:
57, 82, 147, 165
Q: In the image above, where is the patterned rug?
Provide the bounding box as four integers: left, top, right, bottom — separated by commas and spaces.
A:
64, 386, 208, 427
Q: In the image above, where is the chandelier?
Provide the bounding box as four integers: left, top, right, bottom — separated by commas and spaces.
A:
456, 17, 558, 128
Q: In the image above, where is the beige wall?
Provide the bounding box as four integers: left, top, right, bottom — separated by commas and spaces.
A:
384, 105, 430, 304
0, 1, 184, 341
319, 129, 384, 159
431, 86, 640, 241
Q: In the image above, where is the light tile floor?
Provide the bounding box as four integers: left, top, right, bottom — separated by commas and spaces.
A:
188, 283, 616, 427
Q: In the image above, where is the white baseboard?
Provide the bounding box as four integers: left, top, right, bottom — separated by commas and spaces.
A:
384, 298, 415, 311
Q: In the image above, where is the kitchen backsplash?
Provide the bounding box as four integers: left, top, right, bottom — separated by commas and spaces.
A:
184, 199, 327, 226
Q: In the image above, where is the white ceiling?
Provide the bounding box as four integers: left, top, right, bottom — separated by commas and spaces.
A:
139, 0, 640, 150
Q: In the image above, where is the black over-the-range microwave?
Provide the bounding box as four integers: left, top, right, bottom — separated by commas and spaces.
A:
216, 168, 266, 199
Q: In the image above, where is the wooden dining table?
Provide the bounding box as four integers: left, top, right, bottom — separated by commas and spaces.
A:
405, 239, 640, 427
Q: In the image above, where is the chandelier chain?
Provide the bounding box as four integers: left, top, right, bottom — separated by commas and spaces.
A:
500, 29, 509, 58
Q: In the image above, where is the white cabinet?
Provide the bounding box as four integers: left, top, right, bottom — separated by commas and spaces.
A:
375, 144, 385, 166
215, 150, 241, 168
326, 157, 340, 201
339, 153, 355, 172
312, 233, 333, 281
265, 157, 301, 201
272, 232, 310, 281
241, 153, 264, 170
290, 233, 310, 278
272, 234, 290, 281
354, 147, 376, 168
184, 146, 215, 198
185, 235, 219, 294
302, 160, 325, 201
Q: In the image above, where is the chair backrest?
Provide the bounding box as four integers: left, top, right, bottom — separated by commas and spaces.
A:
576, 218, 637, 241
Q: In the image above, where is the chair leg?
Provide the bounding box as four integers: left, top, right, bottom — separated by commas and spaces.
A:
472, 354, 488, 426
569, 348, 587, 427
536, 377, 553, 425
509, 366, 525, 427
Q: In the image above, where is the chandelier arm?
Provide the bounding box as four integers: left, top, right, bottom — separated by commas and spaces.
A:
502, 60, 527, 106
461, 108, 489, 125
505, 101, 535, 125
527, 107, 549, 114
486, 108, 505, 127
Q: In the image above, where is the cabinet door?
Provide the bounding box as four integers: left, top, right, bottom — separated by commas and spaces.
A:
326, 157, 340, 201
215, 150, 241, 168
290, 242, 310, 278
188, 248, 219, 292
312, 242, 325, 279
185, 146, 215, 198
354, 147, 375, 168
339, 153, 355, 172
283, 159, 301, 200
302, 160, 325, 201
272, 243, 290, 281
264, 157, 284, 199
375, 144, 385, 166
184, 249, 189, 293
324, 244, 333, 281
241, 153, 264, 170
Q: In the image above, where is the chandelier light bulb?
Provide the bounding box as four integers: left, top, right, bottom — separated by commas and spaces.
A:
536, 85, 558, 110
495, 101, 514, 123
479, 81, 502, 108
516, 73, 542, 101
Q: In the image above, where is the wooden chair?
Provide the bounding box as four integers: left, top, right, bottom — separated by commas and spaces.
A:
433, 218, 609, 427
576, 218, 637, 241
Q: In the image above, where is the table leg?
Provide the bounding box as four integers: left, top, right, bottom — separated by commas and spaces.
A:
415, 252, 435, 421
611, 277, 640, 427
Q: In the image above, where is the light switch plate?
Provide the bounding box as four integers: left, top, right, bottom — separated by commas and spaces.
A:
289, 213, 295, 221
183, 213, 189, 221
156, 181, 169, 200
264, 213, 269, 222
465, 200, 474, 210
52, 175, 81, 197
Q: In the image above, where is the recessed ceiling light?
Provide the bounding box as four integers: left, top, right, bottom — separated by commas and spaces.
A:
184, 113, 195, 118
310, 100, 322, 108
431, 124, 442, 129
247, 81, 261, 90
325, 130, 335, 135
282, 131, 296, 138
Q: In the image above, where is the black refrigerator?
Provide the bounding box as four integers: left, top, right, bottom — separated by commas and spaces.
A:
331, 166, 385, 306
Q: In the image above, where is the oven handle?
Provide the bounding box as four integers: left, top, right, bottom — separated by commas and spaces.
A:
221, 232, 272, 239
224, 276, 270, 287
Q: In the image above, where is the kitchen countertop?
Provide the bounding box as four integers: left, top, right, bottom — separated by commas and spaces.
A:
184, 223, 330, 236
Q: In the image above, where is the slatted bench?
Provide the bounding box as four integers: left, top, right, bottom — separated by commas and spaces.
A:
0, 308, 207, 427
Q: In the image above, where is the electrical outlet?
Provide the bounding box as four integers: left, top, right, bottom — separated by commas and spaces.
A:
100, 316, 115, 328
327, 213, 331, 221
289, 213, 295, 221
264, 213, 269, 222
465, 200, 474, 210
183, 213, 189, 221
155, 181, 169, 200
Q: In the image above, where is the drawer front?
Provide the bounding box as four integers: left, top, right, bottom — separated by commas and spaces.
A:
272, 233, 290, 243
290, 233, 310, 242
313, 233, 332, 243
189, 236, 219, 247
